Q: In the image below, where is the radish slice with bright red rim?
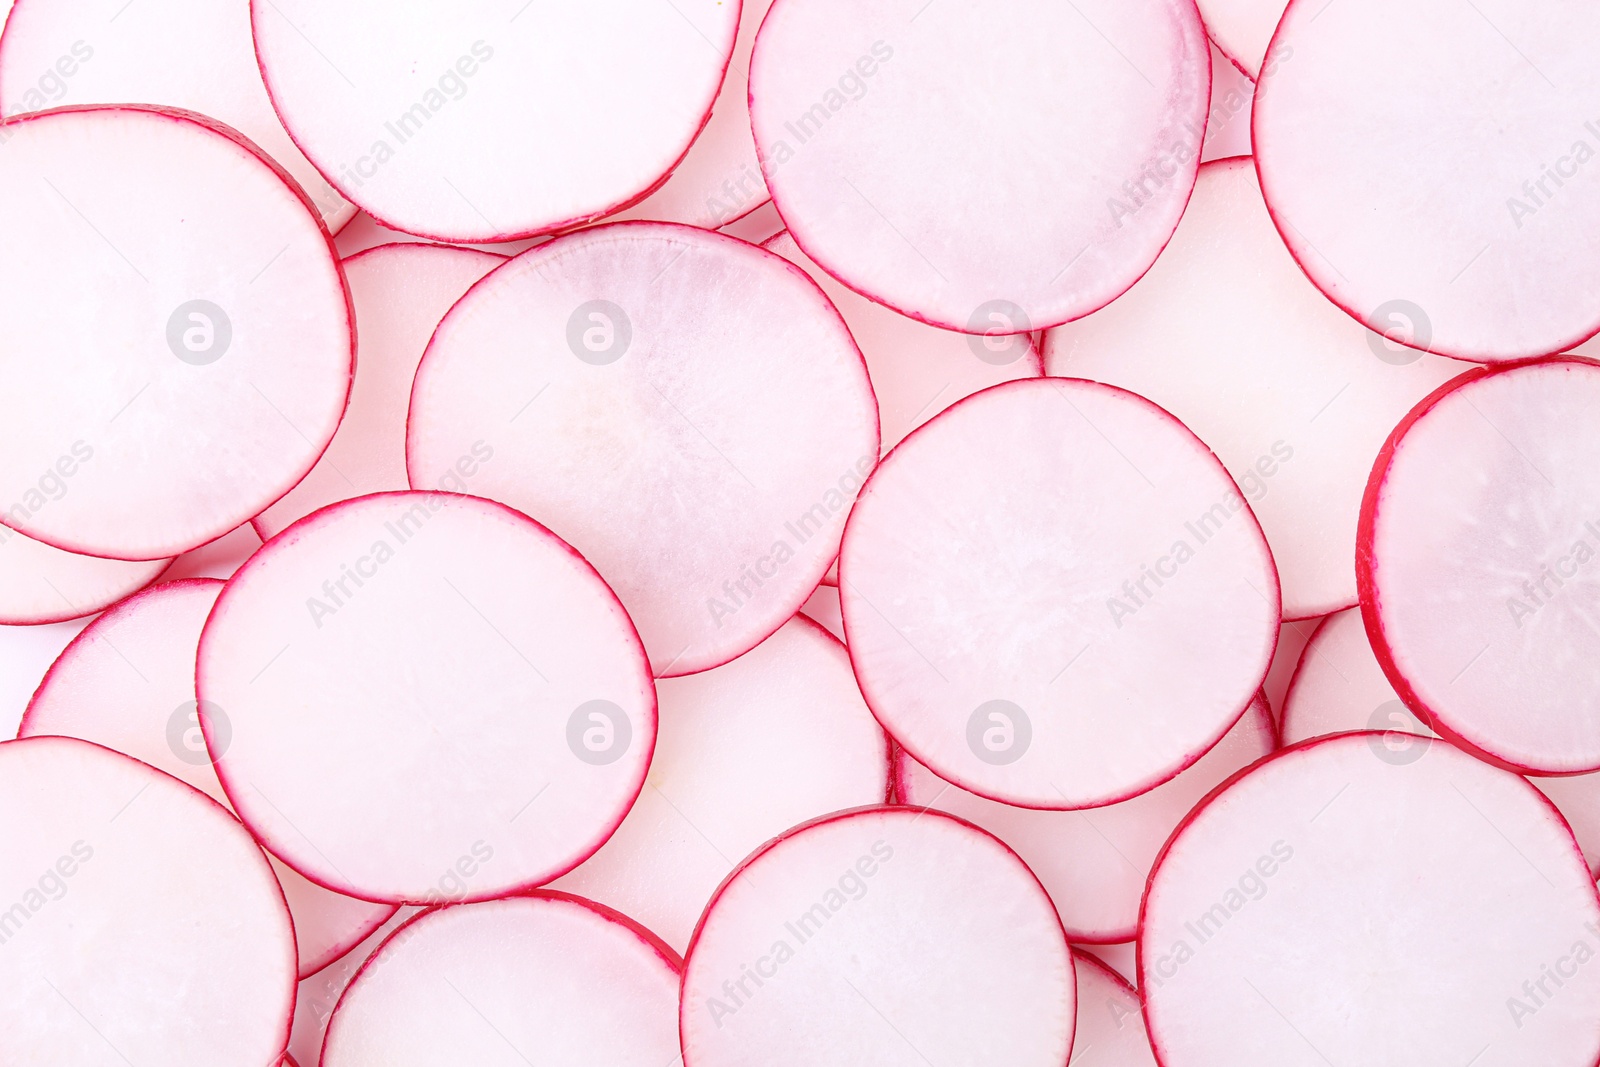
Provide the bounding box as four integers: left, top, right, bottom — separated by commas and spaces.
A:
800, 584, 844, 643
251, 0, 738, 243
747, 0, 1210, 332
681, 806, 1074, 1067
198, 491, 656, 903
1072, 950, 1157, 1066
254, 243, 504, 540
840, 378, 1279, 808
1140, 733, 1600, 1066
1196, 0, 1291, 77
0, 735, 295, 1064
1254, 0, 1600, 361
0, 105, 351, 560
291, 905, 421, 1067
407, 222, 878, 677
0, 528, 167, 624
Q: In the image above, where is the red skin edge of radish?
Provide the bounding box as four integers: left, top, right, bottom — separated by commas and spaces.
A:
1072, 946, 1143, 1006
0, 554, 177, 628
1207, 30, 1256, 81
1274, 612, 1337, 738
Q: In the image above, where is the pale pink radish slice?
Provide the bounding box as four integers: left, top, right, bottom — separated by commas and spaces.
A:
897, 694, 1275, 942
718, 198, 783, 245
1046, 159, 1463, 618
1196, 0, 1291, 77
254, 243, 504, 541
0, 735, 295, 1064
550, 616, 888, 952
1254, 0, 1600, 361
157, 520, 263, 583
0, 617, 89, 736
1199, 41, 1253, 162
0, 106, 352, 560
1262, 616, 1318, 723
332, 211, 548, 260
407, 223, 878, 677
291, 905, 421, 1067
800, 584, 844, 643
0, 0, 353, 229
252, 0, 738, 243
747, 0, 1210, 332
1081, 941, 1138, 988
0, 527, 167, 624
1072, 950, 1157, 1066
840, 378, 1279, 808
681, 807, 1074, 1067
198, 491, 656, 903
1140, 734, 1600, 1066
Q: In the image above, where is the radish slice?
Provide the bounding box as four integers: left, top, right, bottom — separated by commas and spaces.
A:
255, 243, 504, 540
198, 491, 656, 903
333, 211, 548, 260
291, 905, 421, 1067
1140, 733, 1600, 1066
719, 199, 783, 245
0, 0, 353, 229
896, 693, 1275, 942
1254, 0, 1600, 361
323, 893, 681, 1067
0, 618, 88, 736
1262, 617, 1317, 723
0, 106, 351, 560
158, 521, 263, 583
251, 0, 738, 243
681, 807, 1074, 1067
747, 0, 1210, 332
1072, 950, 1157, 1066
840, 378, 1279, 808
0, 529, 167, 624
407, 223, 878, 677
1082, 941, 1139, 988
1046, 159, 1463, 618
1196, 0, 1291, 77
0, 735, 295, 1064
800, 584, 844, 644
1199, 41, 1254, 162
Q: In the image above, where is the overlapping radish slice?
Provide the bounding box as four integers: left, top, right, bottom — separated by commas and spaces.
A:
1046, 160, 1463, 618
896, 694, 1274, 942
1141, 733, 1600, 1066
840, 379, 1279, 808
1195, 0, 1290, 77
1199, 41, 1254, 162
0, 106, 351, 560
1262, 617, 1318, 722
255, 243, 504, 540
158, 520, 263, 583
251, 0, 737, 243
0, 528, 167, 624
1072, 950, 1157, 1066
290, 905, 420, 1067
800, 584, 845, 643
747, 0, 1210, 332
0, 735, 295, 1064
1082, 941, 1138, 988
1254, 0, 1600, 361
407, 223, 878, 677
681, 807, 1074, 1067
19, 579, 396, 977
198, 491, 656, 903
0, 618, 88, 736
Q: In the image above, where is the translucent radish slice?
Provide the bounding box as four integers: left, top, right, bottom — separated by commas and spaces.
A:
0, 735, 295, 1064
158, 520, 263, 583
332, 210, 548, 260
681, 807, 1074, 1067
719, 199, 783, 245
255, 243, 504, 541
291, 905, 421, 1067
198, 491, 656, 903
251, 0, 738, 243
0, 527, 167, 624
0, 617, 88, 736
407, 223, 878, 677
897, 694, 1275, 942
747, 0, 1210, 332
800, 584, 844, 643
323, 893, 681, 1067
1046, 160, 1464, 618
840, 379, 1279, 809
1082, 941, 1138, 988
1196, 0, 1290, 77
1140, 734, 1600, 1067
0, 0, 353, 229
1199, 41, 1254, 162
1072, 950, 1157, 1066
1262, 616, 1318, 723
0, 106, 352, 560
1254, 0, 1600, 361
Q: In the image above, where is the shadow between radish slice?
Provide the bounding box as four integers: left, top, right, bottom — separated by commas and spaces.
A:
1071, 950, 1157, 1066
0, 527, 168, 624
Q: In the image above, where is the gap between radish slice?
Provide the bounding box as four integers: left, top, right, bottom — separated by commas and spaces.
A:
1071, 949, 1158, 1066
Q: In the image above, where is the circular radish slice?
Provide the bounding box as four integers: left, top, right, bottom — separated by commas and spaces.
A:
254, 243, 504, 540
0, 527, 167, 624
407, 223, 878, 677
323, 893, 680, 1067
251, 0, 738, 243
1195, 0, 1290, 77
1254, 0, 1600, 362
550, 616, 889, 952
1140, 734, 1600, 1066
0, 735, 295, 1064
1045, 159, 1464, 618
747, 0, 1210, 332
840, 379, 1279, 808
198, 491, 656, 903
1072, 951, 1157, 1066
681, 807, 1074, 1067
897, 693, 1274, 942
0, 106, 351, 561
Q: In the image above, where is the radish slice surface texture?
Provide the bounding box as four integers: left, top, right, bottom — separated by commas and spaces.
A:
0, 527, 167, 624
291, 905, 421, 1066
1072, 951, 1157, 1066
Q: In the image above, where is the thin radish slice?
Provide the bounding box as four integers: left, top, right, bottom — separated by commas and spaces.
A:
896, 694, 1275, 942
1196, 0, 1291, 77
0, 0, 353, 229
291, 905, 421, 1067
800, 584, 844, 643
1081, 941, 1138, 988
0, 617, 89, 736
254, 243, 504, 541
407, 223, 878, 677
157, 520, 263, 583
550, 616, 888, 952
1140, 734, 1600, 1066
840, 378, 1279, 809
251, 0, 738, 243
198, 491, 656, 903
1072, 950, 1157, 1066
719, 198, 783, 245
1262, 616, 1317, 723
1198, 41, 1254, 163
0, 106, 351, 560
681, 807, 1074, 1067
1046, 159, 1463, 618
0, 528, 167, 624
1253, 0, 1600, 362
0, 735, 295, 1064
747, 0, 1210, 332
332, 211, 548, 260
